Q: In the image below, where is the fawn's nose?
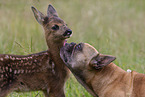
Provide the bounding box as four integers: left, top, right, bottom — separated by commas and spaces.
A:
63, 29, 72, 37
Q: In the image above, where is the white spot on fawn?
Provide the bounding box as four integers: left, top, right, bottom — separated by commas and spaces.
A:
9, 56, 16, 60
28, 62, 32, 65
5, 55, 9, 59
34, 60, 37, 62
47, 88, 50, 94
6, 67, 8, 71
9, 80, 12, 83
2, 67, 5, 71
17, 70, 21, 74
21, 70, 24, 73
16, 58, 20, 60
5, 74, 8, 77
9, 68, 12, 72
32, 70, 35, 72
21, 60, 23, 63
1, 75, 3, 78
12, 57, 15, 60
25, 70, 28, 73
29, 57, 32, 59
9, 56, 12, 59
32, 65, 35, 69
36, 69, 40, 72
0, 58, 3, 61
14, 70, 17, 74
22, 58, 26, 60
52, 62, 55, 75
28, 70, 31, 73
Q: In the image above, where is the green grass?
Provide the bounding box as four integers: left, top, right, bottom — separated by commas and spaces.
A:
0, 0, 144, 97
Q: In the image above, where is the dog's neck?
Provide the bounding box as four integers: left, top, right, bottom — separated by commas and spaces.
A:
71, 68, 99, 97
85, 63, 132, 96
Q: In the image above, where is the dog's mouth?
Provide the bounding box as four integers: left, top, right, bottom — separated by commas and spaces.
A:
60, 42, 83, 64
60, 42, 76, 63
63, 42, 76, 56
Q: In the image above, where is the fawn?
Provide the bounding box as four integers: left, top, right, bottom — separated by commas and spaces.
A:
0, 4, 72, 97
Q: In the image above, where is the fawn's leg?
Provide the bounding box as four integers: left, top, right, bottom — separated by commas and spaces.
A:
43, 89, 50, 97
49, 89, 65, 97
0, 81, 17, 97
0, 91, 7, 97
43, 88, 65, 97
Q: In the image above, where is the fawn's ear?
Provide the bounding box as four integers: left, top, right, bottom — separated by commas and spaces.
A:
90, 54, 116, 69
47, 4, 58, 17
31, 6, 45, 25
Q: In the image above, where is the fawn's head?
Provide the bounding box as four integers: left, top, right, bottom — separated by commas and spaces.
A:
31, 4, 72, 46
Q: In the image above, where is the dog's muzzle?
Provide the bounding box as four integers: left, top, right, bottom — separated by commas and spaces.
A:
60, 42, 76, 62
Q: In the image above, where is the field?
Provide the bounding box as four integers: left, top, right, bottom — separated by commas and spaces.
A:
0, 0, 144, 97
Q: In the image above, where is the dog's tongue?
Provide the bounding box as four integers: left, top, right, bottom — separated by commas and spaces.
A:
63, 40, 67, 46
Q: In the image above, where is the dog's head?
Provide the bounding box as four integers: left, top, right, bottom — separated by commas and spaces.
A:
60, 42, 116, 71
60, 42, 116, 96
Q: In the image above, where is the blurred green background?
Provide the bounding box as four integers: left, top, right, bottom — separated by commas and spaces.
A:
0, 0, 144, 97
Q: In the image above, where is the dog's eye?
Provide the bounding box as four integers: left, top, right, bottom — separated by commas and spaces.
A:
52, 25, 59, 30
76, 44, 82, 51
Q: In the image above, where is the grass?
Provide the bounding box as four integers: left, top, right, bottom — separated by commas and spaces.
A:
0, 0, 144, 97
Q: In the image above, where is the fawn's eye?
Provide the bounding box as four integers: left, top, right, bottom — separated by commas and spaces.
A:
52, 25, 59, 30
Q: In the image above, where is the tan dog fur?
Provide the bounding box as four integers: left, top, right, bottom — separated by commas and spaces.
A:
60, 43, 145, 97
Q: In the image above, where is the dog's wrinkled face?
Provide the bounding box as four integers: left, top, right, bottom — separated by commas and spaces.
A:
60, 42, 116, 70
60, 43, 99, 69
60, 43, 116, 97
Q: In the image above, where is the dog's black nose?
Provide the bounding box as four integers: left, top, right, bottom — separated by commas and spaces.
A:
70, 42, 76, 47
63, 29, 72, 36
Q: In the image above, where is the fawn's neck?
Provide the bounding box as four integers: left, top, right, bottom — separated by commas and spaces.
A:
47, 40, 66, 69
47, 39, 70, 83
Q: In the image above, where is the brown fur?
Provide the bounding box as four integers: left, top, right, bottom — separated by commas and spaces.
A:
0, 5, 72, 97
0, 51, 52, 97
60, 43, 145, 97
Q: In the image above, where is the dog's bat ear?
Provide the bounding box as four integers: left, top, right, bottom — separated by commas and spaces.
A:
90, 54, 116, 69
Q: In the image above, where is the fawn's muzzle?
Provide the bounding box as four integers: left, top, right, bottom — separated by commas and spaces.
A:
63, 29, 72, 37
